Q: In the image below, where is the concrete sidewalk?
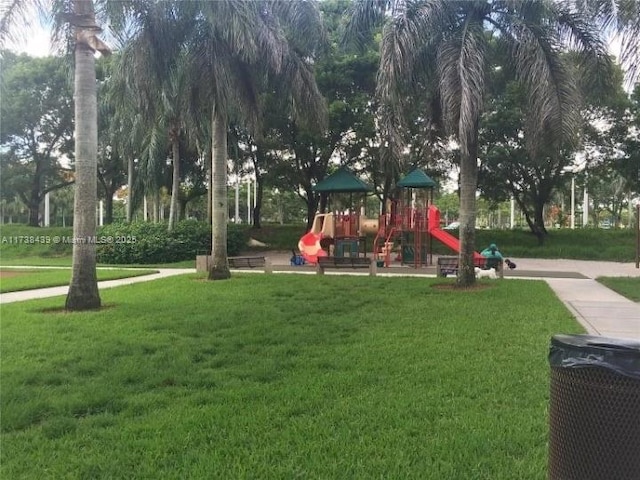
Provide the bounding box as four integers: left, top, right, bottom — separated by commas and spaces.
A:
513, 258, 640, 340
0, 268, 192, 304
2, 256, 638, 340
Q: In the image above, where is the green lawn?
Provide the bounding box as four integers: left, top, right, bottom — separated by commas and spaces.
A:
1, 274, 582, 479
0, 256, 195, 269
596, 276, 640, 302
0, 268, 157, 293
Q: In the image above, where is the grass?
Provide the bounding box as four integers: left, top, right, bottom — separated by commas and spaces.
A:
0, 256, 195, 269
0, 268, 157, 293
1, 273, 582, 479
596, 277, 640, 302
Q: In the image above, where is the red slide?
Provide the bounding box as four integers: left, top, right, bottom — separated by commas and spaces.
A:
428, 205, 483, 259
430, 227, 464, 252
298, 232, 328, 265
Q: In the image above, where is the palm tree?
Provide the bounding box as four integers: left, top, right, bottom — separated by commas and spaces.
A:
346, 0, 613, 286
65, 0, 110, 310
1, 0, 110, 309
188, 0, 327, 280
113, 2, 198, 231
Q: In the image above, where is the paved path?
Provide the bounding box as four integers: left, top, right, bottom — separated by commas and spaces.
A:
511, 258, 640, 340
2, 256, 639, 340
0, 268, 192, 304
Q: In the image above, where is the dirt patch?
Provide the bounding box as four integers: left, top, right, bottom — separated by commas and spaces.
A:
38, 303, 117, 314
0, 270, 28, 278
431, 282, 494, 292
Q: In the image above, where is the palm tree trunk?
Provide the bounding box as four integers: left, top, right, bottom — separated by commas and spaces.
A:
66, 0, 101, 310
168, 138, 180, 231
153, 190, 160, 223
104, 193, 114, 224
253, 175, 263, 229
208, 107, 230, 280
457, 142, 478, 287
206, 148, 212, 225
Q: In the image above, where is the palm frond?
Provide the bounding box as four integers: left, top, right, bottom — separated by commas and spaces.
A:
566, 0, 639, 83
280, 54, 328, 132
270, 0, 328, 56
551, 3, 614, 93
376, 0, 452, 149
199, 0, 261, 64
342, 0, 390, 50
498, 17, 581, 154
0, 0, 49, 49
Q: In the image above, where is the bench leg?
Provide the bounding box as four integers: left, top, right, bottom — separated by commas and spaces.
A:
264, 258, 273, 274
369, 261, 377, 277
316, 264, 324, 275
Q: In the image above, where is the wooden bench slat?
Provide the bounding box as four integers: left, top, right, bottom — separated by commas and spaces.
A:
228, 256, 271, 272
316, 256, 376, 276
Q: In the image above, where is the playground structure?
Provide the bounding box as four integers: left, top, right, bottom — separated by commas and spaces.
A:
297, 168, 484, 266
372, 203, 485, 268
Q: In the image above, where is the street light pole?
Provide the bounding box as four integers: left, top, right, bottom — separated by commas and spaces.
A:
570, 175, 575, 229
583, 174, 589, 227
636, 202, 640, 268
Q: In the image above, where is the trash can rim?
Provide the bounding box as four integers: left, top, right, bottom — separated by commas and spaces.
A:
549, 334, 640, 380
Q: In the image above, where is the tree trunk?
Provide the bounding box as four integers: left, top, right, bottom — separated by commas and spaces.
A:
66, 0, 101, 311
28, 198, 40, 227
208, 107, 230, 280
252, 175, 263, 229
153, 190, 160, 223
126, 157, 134, 222
305, 188, 318, 230
104, 192, 114, 224
27, 158, 44, 226
457, 141, 478, 287
206, 149, 212, 225
168, 138, 180, 231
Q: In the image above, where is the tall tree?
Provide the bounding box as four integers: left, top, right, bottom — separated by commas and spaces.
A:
65, 0, 110, 310
0, 52, 74, 226
113, 2, 199, 231
346, 0, 611, 286
187, 0, 326, 280
2, 0, 111, 309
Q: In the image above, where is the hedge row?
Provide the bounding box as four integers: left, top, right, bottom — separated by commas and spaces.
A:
96, 220, 247, 264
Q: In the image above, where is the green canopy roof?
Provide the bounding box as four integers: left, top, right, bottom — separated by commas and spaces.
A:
397, 168, 436, 189
313, 168, 373, 193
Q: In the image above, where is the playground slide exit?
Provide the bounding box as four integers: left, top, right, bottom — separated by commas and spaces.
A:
298, 231, 327, 264
427, 205, 483, 258
297, 212, 334, 264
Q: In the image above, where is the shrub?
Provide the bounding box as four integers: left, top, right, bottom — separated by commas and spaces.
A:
96, 221, 248, 264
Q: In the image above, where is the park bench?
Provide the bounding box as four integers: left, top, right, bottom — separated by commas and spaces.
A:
436, 256, 503, 278
316, 256, 377, 276
196, 255, 272, 273
228, 256, 272, 272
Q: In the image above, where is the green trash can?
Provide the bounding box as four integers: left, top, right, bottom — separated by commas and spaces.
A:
548, 334, 640, 480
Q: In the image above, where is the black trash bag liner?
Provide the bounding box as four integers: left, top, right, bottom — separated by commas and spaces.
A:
549, 334, 640, 380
